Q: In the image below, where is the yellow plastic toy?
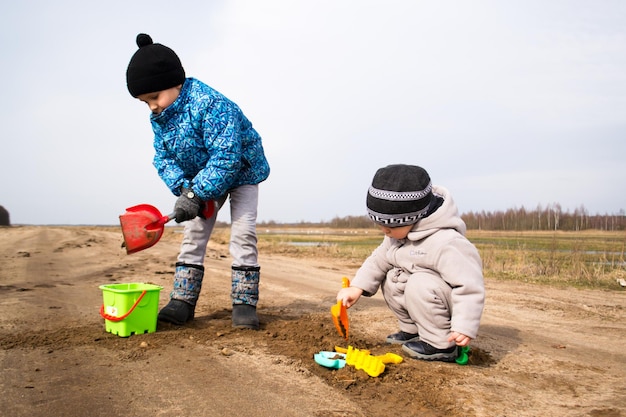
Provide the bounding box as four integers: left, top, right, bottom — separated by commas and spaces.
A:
341, 345, 404, 377
315, 346, 403, 377
375, 352, 404, 364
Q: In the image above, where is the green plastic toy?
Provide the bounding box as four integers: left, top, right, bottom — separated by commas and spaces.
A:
455, 346, 470, 365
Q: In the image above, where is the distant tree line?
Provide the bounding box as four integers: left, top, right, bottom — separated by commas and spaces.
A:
462, 204, 625, 231
257, 215, 374, 229
257, 204, 626, 231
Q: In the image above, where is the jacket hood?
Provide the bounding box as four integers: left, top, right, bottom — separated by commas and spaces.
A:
406, 185, 466, 241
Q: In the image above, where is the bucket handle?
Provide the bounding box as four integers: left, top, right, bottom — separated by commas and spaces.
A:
99, 290, 147, 322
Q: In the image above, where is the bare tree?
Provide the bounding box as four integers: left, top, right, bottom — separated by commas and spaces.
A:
553, 203, 561, 231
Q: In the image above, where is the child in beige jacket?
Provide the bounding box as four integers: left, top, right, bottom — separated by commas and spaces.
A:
337, 164, 485, 362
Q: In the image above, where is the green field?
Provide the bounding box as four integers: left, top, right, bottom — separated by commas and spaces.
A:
467, 230, 625, 289
224, 228, 626, 290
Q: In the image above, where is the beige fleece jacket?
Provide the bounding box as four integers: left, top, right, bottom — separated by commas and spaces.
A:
351, 185, 485, 339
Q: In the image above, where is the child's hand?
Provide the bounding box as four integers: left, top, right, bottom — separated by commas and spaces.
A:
448, 331, 472, 347
174, 188, 203, 223
337, 286, 363, 309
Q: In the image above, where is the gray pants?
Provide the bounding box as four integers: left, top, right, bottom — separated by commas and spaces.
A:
382, 267, 453, 349
177, 184, 259, 268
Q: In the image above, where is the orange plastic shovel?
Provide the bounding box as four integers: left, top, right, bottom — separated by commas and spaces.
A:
331, 277, 350, 339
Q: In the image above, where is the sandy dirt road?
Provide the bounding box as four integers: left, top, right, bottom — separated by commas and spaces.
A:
0, 226, 624, 416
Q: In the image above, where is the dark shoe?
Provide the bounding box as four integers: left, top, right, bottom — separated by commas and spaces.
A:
402, 340, 458, 362
385, 331, 420, 344
232, 304, 259, 330
157, 299, 195, 325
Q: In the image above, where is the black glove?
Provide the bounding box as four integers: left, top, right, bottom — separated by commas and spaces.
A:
174, 188, 203, 223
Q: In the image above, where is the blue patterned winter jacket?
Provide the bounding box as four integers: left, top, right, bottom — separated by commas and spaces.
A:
150, 78, 270, 200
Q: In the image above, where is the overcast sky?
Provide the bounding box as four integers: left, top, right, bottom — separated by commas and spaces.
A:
1, 0, 625, 225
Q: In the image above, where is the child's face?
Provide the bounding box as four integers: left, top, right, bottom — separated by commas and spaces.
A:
136, 85, 182, 114
378, 224, 414, 240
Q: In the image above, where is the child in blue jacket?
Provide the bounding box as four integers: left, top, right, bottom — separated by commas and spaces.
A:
126, 33, 270, 329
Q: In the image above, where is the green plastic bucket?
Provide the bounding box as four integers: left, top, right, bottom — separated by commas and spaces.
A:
99, 283, 162, 337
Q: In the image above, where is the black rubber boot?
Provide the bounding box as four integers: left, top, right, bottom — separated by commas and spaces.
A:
158, 263, 204, 325
157, 299, 195, 325
231, 266, 260, 330
232, 304, 259, 330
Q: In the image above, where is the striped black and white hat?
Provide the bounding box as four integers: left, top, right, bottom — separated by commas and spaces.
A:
366, 164, 435, 227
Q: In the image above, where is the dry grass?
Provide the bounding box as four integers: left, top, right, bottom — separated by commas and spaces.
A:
252, 227, 626, 290
469, 230, 626, 288
115, 225, 626, 290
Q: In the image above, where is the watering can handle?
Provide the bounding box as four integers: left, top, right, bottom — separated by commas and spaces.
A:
202, 200, 216, 218
99, 290, 147, 322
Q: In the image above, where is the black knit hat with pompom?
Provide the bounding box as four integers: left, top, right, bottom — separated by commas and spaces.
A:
366, 164, 437, 227
126, 33, 185, 97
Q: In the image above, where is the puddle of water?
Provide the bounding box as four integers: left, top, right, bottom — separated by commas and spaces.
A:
287, 242, 331, 247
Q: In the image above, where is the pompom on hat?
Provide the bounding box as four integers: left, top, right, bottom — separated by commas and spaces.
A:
366, 164, 437, 227
126, 33, 185, 97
